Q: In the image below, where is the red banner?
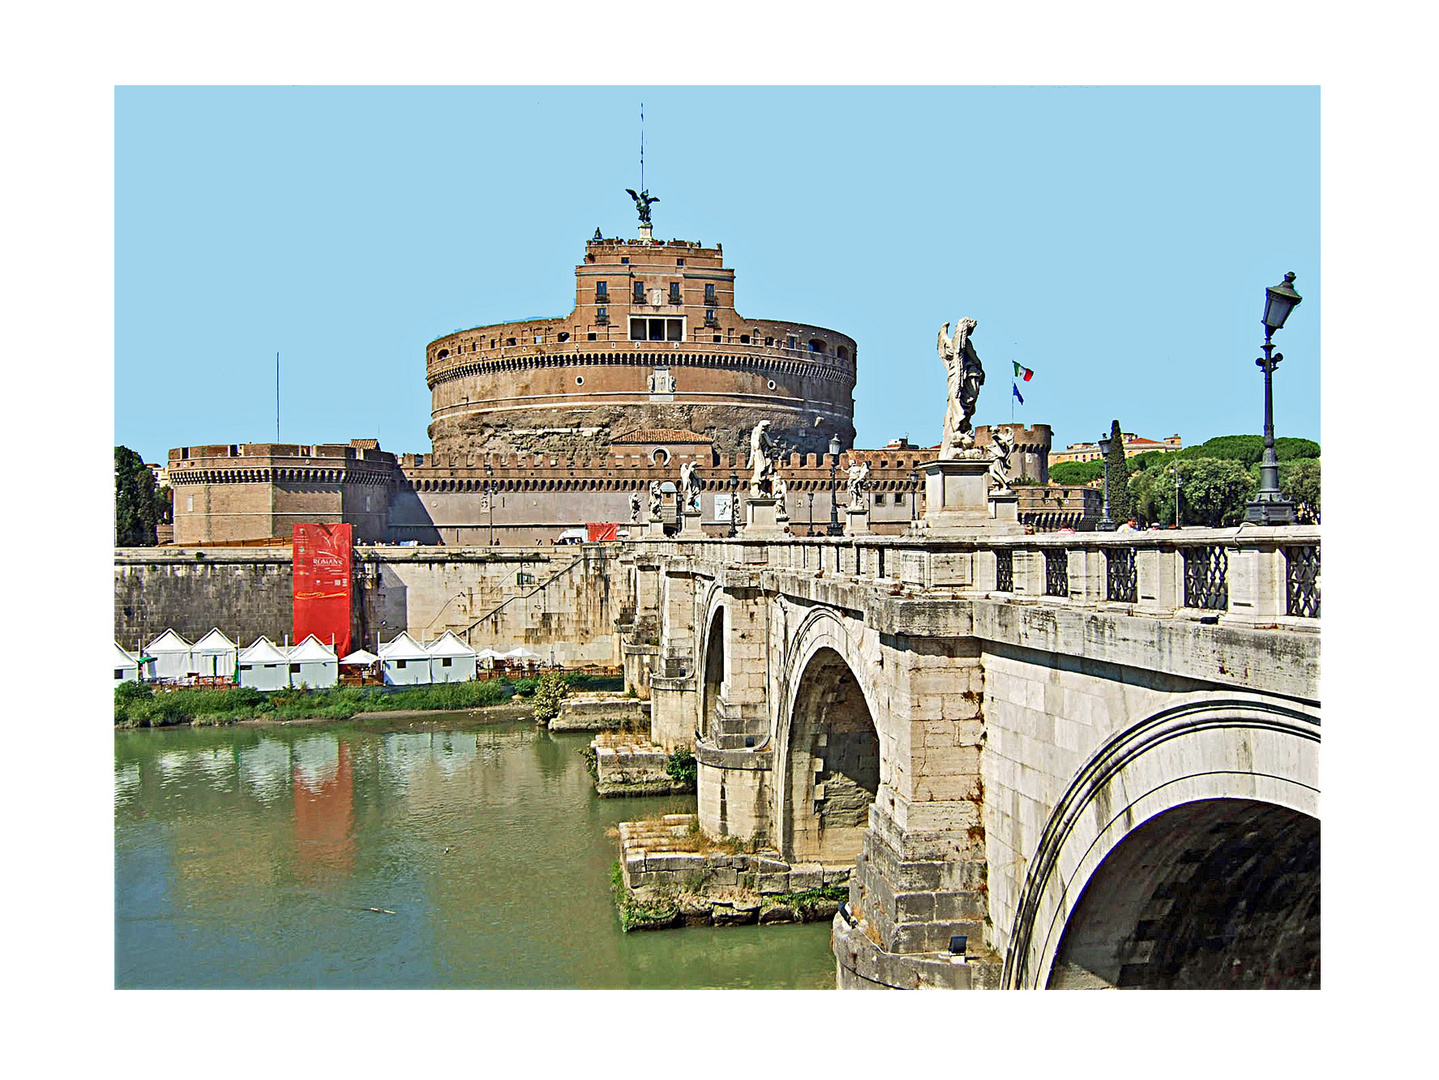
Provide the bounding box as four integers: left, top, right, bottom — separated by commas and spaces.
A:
587, 522, 619, 542
293, 523, 353, 657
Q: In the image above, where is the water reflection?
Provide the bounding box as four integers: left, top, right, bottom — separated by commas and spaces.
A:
115, 719, 837, 990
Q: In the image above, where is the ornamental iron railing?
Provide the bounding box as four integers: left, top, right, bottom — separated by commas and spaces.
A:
995, 549, 1013, 592
1285, 545, 1320, 618
1105, 547, 1138, 603
1183, 545, 1228, 610
1044, 549, 1069, 597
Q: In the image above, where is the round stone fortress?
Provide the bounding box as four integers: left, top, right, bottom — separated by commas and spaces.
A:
426, 235, 857, 459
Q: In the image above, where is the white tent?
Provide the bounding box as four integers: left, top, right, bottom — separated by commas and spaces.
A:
113, 642, 140, 683
144, 629, 193, 682
427, 631, 478, 683
191, 628, 238, 680
339, 649, 380, 666
475, 648, 505, 669
503, 647, 542, 664
238, 637, 290, 691
287, 635, 339, 689
378, 631, 432, 686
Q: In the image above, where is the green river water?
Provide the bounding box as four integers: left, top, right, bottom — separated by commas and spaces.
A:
114, 717, 837, 989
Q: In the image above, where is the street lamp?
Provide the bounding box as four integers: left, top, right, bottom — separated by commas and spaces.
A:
1169, 466, 1182, 527
1096, 433, 1116, 531
485, 458, 495, 547
828, 434, 842, 536
807, 489, 815, 535
729, 472, 739, 536
1245, 271, 1302, 525
909, 469, 919, 524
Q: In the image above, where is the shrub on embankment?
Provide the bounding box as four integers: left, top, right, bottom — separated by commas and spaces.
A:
114, 670, 624, 728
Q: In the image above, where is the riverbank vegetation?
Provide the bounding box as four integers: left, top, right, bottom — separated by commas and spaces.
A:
115, 673, 620, 728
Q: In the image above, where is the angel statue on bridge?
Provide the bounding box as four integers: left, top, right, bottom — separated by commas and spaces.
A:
628, 490, 642, 523
748, 420, 777, 498
988, 426, 1015, 494
648, 480, 663, 521
679, 461, 702, 512
847, 460, 872, 505
937, 317, 986, 458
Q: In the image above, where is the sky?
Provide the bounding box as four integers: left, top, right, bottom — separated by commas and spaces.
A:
114, 86, 1319, 465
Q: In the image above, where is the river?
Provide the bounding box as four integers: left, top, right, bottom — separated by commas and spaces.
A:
114, 717, 837, 989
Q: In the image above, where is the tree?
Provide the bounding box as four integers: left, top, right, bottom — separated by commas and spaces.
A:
1105, 419, 1130, 522
115, 446, 159, 546
1128, 457, 1256, 527
1049, 460, 1104, 486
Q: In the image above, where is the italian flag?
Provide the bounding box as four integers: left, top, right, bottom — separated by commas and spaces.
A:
1013, 361, 1034, 382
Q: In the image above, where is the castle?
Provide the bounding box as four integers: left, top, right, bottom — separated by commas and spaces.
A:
167, 218, 1090, 546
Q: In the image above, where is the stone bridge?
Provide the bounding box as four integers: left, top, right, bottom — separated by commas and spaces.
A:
621, 525, 1320, 989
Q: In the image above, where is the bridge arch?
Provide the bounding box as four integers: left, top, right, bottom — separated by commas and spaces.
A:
1001, 696, 1320, 989
695, 584, 727, 741
775, 609, 884, 864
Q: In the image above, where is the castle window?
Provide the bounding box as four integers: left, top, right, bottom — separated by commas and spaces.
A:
557, 332, 570, 342
713, 335, 722, 343
765, 337, 774, 346
534, 335, 542, 344
809, 339, 825, 354
740, 335, 750, 344
676, 258, 685, 266
787, 335, 797, 350
704, 283, 716, 303
438, 349, 449, 359
704, 308, 718, 327
575, 376, 585, 386
507, 337, 517, 346
633, 281, 645, 302
669, 282, 681, 303
620, 257, 630, 264
596, 281, 608, 299
490, 339, 496, 348
587, 333, 597, 341
596, 306, 608, 325
837, 345, 849, 360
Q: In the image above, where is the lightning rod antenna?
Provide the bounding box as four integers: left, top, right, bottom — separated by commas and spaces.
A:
639, 102, 645, 195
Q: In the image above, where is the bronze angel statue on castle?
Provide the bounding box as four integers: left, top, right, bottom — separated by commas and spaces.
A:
626, 188, 659, 227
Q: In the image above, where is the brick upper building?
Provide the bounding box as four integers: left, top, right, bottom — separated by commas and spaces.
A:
166, 222, 1092, 545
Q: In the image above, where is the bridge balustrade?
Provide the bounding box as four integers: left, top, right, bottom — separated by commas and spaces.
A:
630, 525, 1319, 626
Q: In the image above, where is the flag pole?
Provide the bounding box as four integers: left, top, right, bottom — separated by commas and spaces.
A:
276, 351, 280, 443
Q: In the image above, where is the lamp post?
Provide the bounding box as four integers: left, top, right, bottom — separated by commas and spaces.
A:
1096, 433, 1116, 531
807, 490, 815, 535
1169, 466, 1182, 527
909, 469, 919, 524
1244, 271, 1302, 525
485, 459, 495, 547
729, 472, 739, 536
828, 434, 842, 536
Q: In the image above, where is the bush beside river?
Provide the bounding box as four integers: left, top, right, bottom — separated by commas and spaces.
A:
114, 673, 619, 728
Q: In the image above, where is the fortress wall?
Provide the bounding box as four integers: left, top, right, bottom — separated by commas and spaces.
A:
115, 546, 625, 667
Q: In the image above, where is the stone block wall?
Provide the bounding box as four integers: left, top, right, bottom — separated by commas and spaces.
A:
114, 551, 294, 647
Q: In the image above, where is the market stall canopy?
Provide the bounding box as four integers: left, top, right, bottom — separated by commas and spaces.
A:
339, 649, 379, 666
377, 631, 430, 660
239, 637, 290, 664
427, 631, 478, 658
288, 635, 338, 662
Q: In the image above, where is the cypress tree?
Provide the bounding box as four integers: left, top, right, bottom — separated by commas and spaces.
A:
1105, 420, 1130, 522
115, 445, 159, 546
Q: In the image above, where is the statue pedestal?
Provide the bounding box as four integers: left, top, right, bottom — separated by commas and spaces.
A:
644, 518, 666, 538
743, 497, 784, 537
844, 504, 872, 536
988, 490, 1019, 526
678, 509, 703, 536
921, 458, 1023, 535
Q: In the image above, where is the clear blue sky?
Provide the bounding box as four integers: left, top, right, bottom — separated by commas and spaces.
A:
115, 86, 1319, 464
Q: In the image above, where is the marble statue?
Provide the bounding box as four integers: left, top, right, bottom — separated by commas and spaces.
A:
679, 461, 701, 512
648, 480, 663, 520
748, 420, 776, 497
847, 460, 871, 504
938, 317, 986, 458
773, 474, 788, 517
988, 426, 1015, 493
629, 490, 641, 524
626, 188, 659, 227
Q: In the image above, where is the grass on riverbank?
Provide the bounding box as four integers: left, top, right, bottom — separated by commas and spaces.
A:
114, 673, 621, 728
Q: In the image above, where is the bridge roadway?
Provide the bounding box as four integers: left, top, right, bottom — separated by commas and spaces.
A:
618, 525, 1320, 989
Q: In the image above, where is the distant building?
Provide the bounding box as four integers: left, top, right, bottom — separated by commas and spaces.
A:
1051, 433, 1182, 464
